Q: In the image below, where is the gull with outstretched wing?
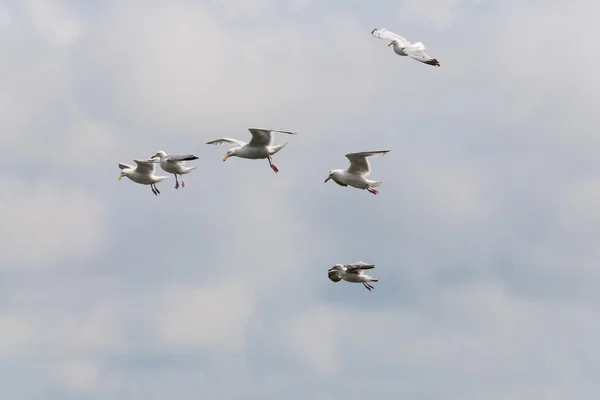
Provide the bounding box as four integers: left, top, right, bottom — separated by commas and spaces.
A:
151, 151, 199, 189
206, 127, 297, 173
328, 262, 379, 292
118, 159, 168, 196
371, 28, 440, 67
324, 150, 390, 195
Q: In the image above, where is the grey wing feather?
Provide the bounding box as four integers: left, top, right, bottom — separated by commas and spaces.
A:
118, 163, 132, 170
206, 138, 246, 147
165, 154, 199, 162
345, 261, 375, 271
247, 128, 296, 147
406, 48, 440, 66
345, 150, 390, 176
133, 159, 157, 174
328, 270, 342, 282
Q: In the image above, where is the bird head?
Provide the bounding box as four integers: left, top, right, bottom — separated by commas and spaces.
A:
118, 171, 127, 180
324, 170, 334, 183
328, 264, 344, 282
328, 264, 344, 272
223, 148, 236, 162
151, 150, 167, 160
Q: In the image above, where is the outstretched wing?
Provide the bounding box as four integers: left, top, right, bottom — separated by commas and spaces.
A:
371, 28, 411, 47
406, 47, 440, 66
164, 154, 199, 165
133, 159, 157, 175
345, 261, 375, 272
118, 163, 132, 170
328, 270, 342, 282
206, 138, 247, 147
345, 150, 390, 177
248, 128, 297, 147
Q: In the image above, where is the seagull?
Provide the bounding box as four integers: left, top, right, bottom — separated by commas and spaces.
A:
324, 150, 390, 195
206, 127, 297, 173
118, 159, 168, 196
371, 28, 440, 67
150, 151, 199, 189
328, 262, 379, 292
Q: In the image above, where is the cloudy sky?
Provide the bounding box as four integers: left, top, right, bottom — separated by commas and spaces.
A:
1, 0, 598, 398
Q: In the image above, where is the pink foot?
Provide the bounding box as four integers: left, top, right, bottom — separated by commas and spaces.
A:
270, 164, 279, 173
367, 188, 379, 195
181, 180, 185, 188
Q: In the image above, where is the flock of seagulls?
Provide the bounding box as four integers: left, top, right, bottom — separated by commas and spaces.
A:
117, 27, 440, 292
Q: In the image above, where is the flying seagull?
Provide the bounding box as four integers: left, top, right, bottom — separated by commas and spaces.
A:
206, 127, 297, 173
371, 28, 440, 67
328, 262, 379, 292
118, 159, 168, 196
324, 150, 390, 195
151, 151, 199, 189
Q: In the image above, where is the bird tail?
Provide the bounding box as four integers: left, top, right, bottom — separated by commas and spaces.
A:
188, 166, 199, 171
270, 143, 288, 155
370, 279, 379, 282
370, 181, 383, 188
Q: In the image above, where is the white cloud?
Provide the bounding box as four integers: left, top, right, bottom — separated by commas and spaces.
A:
23, 0, 84, 46
0, 5, 11, 28
0, 315, 33, 356
396, 0, 472, 30
153, 281, 254, 354
0, 180, 106, 269
278, 306, 340, 379
1, 0, 600, 398
56, 360, 100, 393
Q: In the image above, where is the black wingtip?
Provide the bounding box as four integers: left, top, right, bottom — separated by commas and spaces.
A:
425, 59, 440, 67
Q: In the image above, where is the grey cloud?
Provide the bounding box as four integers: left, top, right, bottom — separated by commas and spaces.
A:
1, 0, 599, 398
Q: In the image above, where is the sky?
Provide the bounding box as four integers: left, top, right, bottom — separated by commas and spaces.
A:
1, 0, 598, 398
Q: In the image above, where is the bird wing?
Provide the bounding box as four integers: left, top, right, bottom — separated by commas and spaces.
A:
118, 163, 133, 170
206, 138, 247, 147
133, 159, 157, 174
328, 269, 342, 282
406, 47, 440, 66
247, 128, 297, 147
345, 261, 375, 272
345, 150, 390, 177
165, 154, 199, 164
371, 28, 411, 47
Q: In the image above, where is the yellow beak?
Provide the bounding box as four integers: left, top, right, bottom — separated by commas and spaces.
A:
118, 175, 123, 180
324, 177, 331, 183
222, 155, 229, 162
388, 42, 393, 47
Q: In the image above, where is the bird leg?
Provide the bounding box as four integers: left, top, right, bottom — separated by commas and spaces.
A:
367, 187, 379, 195
151, 183, 160, 195
363, 282, 373, 291
150, 184, 158, 196
267, 156, 279, 173
174, 174, 179, 189
180, 175, 185, 188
